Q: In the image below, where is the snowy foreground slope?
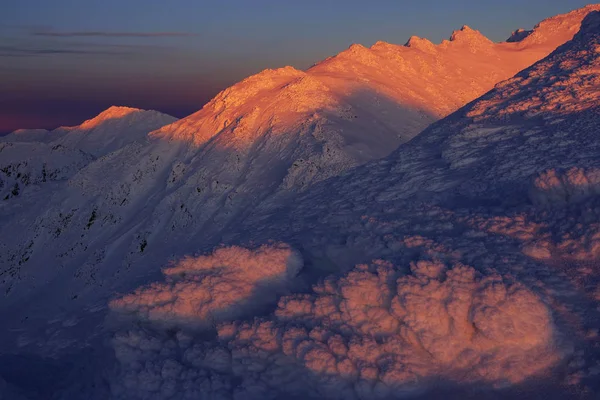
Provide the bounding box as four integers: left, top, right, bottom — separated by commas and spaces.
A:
1, 6, 600, 400
105, 10, 600, 400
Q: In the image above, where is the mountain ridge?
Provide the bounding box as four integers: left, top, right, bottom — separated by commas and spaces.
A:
105, 10, 600, 399
1, 7, 600, 400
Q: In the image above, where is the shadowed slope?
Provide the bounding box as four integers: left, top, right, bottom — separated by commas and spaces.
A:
99, 10, 600, 400
2, 8, 600, 400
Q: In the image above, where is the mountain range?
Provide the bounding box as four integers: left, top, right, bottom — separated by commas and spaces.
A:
1, 4, 600, 400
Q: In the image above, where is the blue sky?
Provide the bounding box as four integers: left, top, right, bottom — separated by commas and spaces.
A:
0, 0, 591, 132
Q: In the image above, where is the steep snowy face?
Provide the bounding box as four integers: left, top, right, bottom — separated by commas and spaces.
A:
0, 106, 177, 299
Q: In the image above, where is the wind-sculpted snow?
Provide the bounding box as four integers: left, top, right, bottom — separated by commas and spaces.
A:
109, 259, 561, 399
3, 7, 600, 400
110, 244, 303, 329
530, 167, 600, 207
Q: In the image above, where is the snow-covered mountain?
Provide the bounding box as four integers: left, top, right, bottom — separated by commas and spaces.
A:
1, 129, 55, 143
1, 5, 593, 314
159, 5, 600, 155
1, 5, 600, 400
2, 106, 177, 156
54, 106, 178, 157
0, 107, 177, 201
105, 9, 600, 400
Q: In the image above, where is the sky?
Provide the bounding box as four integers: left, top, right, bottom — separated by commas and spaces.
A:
0, 0, 592, 133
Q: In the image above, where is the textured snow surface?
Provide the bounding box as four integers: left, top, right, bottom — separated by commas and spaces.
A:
110, 259, 562, 399
110, 243, 303, 329
2, 6, 600, 400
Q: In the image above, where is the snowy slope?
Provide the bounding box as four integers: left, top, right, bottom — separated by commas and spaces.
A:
157, 5, 600, 160
55, 106, 178, 157
106, 10, 600, 399
1, 129, 56, 143
1, 6, 600, 400
0, 106, 176, 297
304, 4, 600, 133
1, 106, 177, 156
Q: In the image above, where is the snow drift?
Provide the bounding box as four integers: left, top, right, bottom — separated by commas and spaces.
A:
110, 243, 303, 329
3, 6, 600, 400
109, 259, 561, 399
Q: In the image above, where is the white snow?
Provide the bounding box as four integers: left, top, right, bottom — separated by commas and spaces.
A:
1, 6, 600, 400
110, 260, 562, 399
110, 243, 303, 330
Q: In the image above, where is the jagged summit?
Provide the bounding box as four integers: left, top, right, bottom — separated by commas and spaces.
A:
449, 25, 491, 43
155, 6, 600, 154
513, 3, 600, 46
507, 28, 533, 42
386, 5, 600, 54
346, 42, 369, 53
441, 24, 494, 53
466, 10, 600, 124
404, 35, 436, 53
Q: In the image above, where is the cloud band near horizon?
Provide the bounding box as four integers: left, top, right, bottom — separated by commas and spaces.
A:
32, 30, 197, 38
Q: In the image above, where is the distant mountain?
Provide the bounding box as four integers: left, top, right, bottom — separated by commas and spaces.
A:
0, 106, 176, 204
55, 106, 178, 157
2, 129, 54, 143
2, 106, 177, 157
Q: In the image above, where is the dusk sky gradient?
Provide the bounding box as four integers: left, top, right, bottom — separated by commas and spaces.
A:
0, 0, 591, 133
